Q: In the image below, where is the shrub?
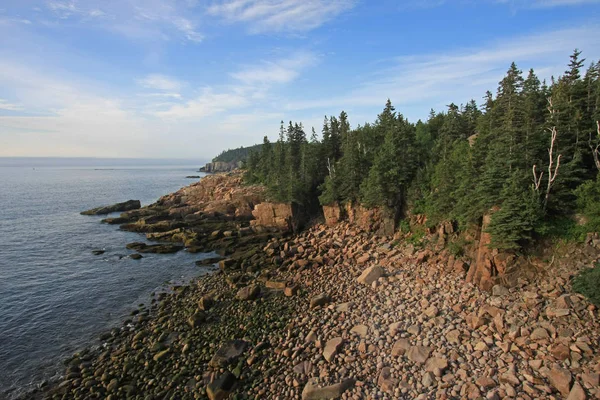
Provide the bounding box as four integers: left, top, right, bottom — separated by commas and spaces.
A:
572, 263, 600, 307
575, 175, 600, 233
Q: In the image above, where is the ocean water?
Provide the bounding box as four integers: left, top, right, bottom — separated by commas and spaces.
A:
0, 159, 214, 398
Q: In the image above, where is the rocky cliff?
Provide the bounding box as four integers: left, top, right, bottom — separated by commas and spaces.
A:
199, 161, 242, 173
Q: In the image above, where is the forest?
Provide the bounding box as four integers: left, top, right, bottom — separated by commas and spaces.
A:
212, 144, 264, 163
244, 50, 600, 252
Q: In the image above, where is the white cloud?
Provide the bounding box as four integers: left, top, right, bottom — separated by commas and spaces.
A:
137, 74, 183, 91
207, 0, 356, 32
231, 51, 317, 85
0, 99, 23, 111
155, 88, 249, 119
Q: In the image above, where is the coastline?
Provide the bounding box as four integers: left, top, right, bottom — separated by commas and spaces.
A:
25, 172, 600, 399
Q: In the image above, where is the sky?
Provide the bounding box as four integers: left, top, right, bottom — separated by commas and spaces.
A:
1, 0, 600, 160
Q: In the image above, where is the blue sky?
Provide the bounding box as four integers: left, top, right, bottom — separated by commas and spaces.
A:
1, 0, 600, 160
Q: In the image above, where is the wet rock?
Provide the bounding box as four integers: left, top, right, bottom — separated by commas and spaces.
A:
129, 253, 143, 260
125, 242, 183, 254
195, 257, 222, 266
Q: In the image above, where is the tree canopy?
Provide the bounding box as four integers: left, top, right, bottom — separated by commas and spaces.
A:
243, 50, 600, 251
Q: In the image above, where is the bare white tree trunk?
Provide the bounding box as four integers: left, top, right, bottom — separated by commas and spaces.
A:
543, 126, 561, 212
532, 97, 562, 213
590, 120, 600, 171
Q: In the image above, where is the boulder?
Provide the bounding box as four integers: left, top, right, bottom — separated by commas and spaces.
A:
425, 357, 448, 373
548, 366, 572, 397
350, 325, 368, 338
236, 284, 260, 301
301, 378, 355, 400
391, 339, 411, 356
81, 200, 141, 215
198, 296, 214, 311
265, 280, 287, 290
357, 265, 384, 285
187, 311, 206, 328
407, 346, 432, 364
377, 367, 397, 394
323, 337, 343, 362
567, 382, 586, 400
284, 285, 299, 297
209, 340, 248, 367
310, 293, 330, 309
206, 371, 236, 400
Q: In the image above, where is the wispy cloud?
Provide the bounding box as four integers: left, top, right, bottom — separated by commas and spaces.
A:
155, 88, 249, 119
133, 2, 203, 43
207, 0, 357, 32
231, 51, 318, 85
286, 26, 600, 120
46, 0, 106, 19
0, 16, 32, 25
42, 0, 203, 43
137, 74, 183, 91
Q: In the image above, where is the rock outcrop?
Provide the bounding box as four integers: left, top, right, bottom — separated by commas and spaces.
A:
322, 202, 395, 236
81, 200, 141, 215
199, 161, 242, 173
251, 202, 303, 232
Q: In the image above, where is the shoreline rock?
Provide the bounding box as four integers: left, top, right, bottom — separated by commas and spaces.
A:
80, 200, 141, 215
26, 173, 600, 400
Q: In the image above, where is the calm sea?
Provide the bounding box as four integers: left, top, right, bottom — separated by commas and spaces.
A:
0, 158, 214, 398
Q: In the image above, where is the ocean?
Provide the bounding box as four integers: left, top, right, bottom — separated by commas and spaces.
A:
0, 158, 214, 398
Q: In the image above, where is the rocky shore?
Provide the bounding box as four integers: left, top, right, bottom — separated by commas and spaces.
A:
33, 173, 600, 400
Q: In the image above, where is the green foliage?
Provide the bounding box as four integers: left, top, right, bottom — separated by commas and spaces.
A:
398, 219, 411, 234
535, 216, 589, 243
575, 174, 600, 231
447, 239, 469, 258
572, 263, 600, 307
237, 50, 600, 252
487, 173, 542, 250
213, 144, 264, 163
